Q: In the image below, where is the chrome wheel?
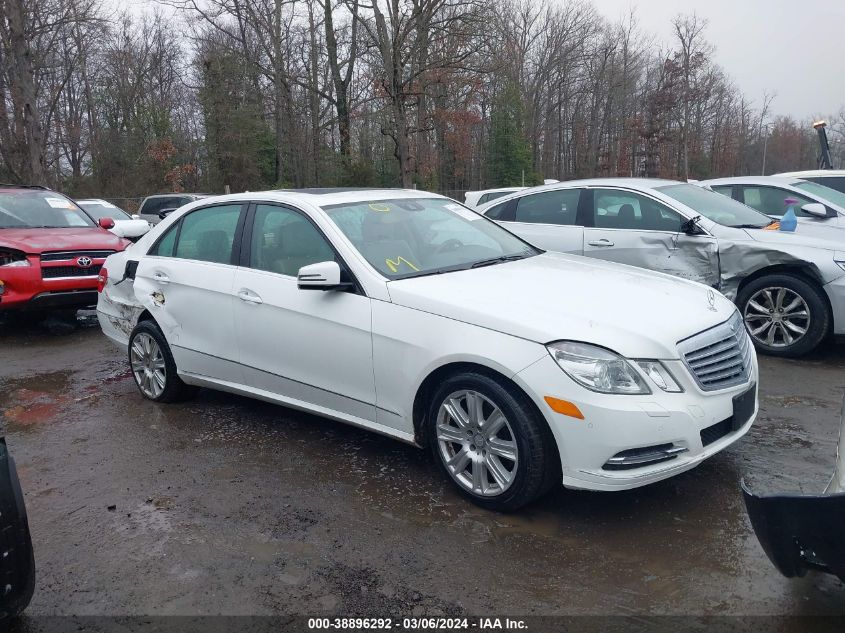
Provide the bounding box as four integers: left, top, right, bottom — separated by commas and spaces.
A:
743, 286, 811, 348
130, 332, 167, 399
436, 390, 518, 497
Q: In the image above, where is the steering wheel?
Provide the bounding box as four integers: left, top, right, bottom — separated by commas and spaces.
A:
436, 238, 464, 253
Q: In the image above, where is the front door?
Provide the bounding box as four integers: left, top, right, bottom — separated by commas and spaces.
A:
582, 188, 720, 287
233, 203, 376, 424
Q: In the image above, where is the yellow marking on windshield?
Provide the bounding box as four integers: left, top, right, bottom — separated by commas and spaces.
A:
385, 256, 419, 273
368, 202, 391, 213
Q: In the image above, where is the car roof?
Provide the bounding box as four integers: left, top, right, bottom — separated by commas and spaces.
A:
775, 170, 845, 178
700, 176, 802, 187
182, 188, 445, 208
143, 193, 211, 198
466, 187, 525, 195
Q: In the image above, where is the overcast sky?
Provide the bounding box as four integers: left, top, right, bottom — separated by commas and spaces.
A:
123, 0, 844, 120
592, 0, 845, 120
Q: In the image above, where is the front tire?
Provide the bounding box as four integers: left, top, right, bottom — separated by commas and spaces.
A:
427, 372, 557, 512
128, 321, 196, 402
737, 273, 830, 358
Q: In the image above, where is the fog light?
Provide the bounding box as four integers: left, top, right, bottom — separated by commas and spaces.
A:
0, 280, 5, 296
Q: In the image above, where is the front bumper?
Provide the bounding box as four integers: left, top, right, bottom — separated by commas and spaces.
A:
0, 255, 102, 311
514, 354, 759, 492
823, 274, 845, 335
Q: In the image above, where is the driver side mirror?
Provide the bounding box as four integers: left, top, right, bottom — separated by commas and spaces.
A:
98, 217, 115, 230
680, 217, 705, 235
158, 208, 177, 220
801, 202, 833, 219
297, 261, 353, 291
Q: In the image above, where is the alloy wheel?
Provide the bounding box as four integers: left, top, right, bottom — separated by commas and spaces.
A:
743, 286, 811, 348
436, 390, 519, 497
130, 332, 167, 399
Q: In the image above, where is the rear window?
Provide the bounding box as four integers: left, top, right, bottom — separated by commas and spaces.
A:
0, 190, 95, 228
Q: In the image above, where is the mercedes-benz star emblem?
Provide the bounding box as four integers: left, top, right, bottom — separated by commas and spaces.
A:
76, 256, 93, 268
706, 288, 717, 311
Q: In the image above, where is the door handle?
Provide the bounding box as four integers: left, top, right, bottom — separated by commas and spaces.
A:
587, 239, 615, 247
237, 289, 263, 305
153, 271, 170, 283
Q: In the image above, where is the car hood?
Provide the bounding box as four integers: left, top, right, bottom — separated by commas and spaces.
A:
0, 227, 127, 254
743, 226, 841, 250
386, 252, 736, 359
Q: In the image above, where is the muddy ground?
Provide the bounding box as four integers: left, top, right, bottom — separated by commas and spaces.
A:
1, 311, 844, 618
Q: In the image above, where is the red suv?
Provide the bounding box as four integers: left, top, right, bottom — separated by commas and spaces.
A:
0, 185, 129, 312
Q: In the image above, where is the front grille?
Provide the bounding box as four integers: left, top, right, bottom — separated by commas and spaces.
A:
41, 250, 114, 262
700, 418, 732, 447
678, 312, 753, 392
42, 264, 102, 279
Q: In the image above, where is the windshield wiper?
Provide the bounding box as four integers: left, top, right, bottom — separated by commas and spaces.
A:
470, 253, 531, 269
730, 221, 775, 229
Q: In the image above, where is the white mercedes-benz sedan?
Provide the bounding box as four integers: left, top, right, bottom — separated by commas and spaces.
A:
96, 188, 758, 510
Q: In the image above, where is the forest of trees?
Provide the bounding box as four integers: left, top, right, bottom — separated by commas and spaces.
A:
1, 0, 843, 203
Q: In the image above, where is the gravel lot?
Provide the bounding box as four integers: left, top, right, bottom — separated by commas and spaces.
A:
1, 311, 844, 618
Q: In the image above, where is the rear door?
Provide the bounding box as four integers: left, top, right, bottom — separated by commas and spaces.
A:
582, 187, 720, 286
133, 202, 247, 382
489, 188, 584, 254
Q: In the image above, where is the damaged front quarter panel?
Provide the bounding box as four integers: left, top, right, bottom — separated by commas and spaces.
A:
715, 237, 836, 301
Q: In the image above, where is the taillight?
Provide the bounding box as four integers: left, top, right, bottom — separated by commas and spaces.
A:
97, 267, 108, 292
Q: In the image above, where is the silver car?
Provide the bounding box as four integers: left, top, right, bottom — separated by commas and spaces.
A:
478, 178, 845, 358
700, 176, 845, 229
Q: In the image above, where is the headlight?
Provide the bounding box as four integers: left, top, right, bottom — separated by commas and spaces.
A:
636, 361, 683, 392
0, 249, 30, 267
546, 341, 650, 394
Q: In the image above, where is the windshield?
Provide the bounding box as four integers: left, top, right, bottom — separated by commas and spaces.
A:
322, 197, 539, 279
793, 181, 845, 210
0, 190, 95, 228
78, 201, 132, 221
657, 184, 774, 228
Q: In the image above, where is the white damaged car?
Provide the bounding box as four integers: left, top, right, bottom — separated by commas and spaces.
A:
96, 189, 758, 510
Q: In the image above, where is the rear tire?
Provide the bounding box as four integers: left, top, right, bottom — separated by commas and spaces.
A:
427, 371, 558, 512
737, 273, 830, 358
128, 321, 197, 402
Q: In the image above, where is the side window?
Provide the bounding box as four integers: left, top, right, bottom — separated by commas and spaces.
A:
478, 193, 492, 205
593, 189, 683, 232
173, 204, 242, 264
741, 187, 814, 217
150, 223, 178, 257
514, 190, 580, 226
141, 198, 167, 216
710, 185, 733, 198
248, 204, 335, 276
808, 177, 845, 195
485, 201, 509, 220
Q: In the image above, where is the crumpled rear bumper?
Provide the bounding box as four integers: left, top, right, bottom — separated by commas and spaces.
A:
742, 480, 845, 581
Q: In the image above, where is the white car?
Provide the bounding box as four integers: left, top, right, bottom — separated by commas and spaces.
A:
97, 188, 758, 510
700, 176, 845, 229
477, 178, 845, 357
76, 199, 151, 241
775, 170, 845, 196
464, 187, 526, 209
